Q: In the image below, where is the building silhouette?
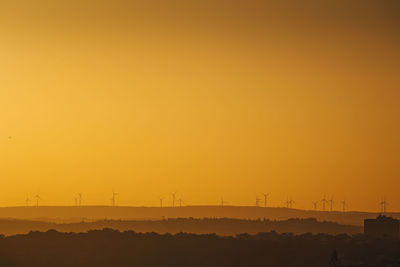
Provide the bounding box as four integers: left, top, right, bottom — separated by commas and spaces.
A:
364, 215, 400, 239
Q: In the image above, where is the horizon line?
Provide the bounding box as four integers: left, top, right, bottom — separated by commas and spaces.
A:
0, 205, 396, 214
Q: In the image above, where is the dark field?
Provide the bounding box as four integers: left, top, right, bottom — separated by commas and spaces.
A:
0, 229, 399, 267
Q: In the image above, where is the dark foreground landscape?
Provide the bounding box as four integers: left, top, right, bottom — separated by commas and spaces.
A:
0, 217, 362, 236
0, 229, 399, 267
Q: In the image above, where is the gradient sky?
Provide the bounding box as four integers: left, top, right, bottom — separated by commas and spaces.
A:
1, 0, 399, 211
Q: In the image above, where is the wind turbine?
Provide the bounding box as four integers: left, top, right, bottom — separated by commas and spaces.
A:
220, 197, 227, 207
74, 196, 78, 206
380, 198, 388, 214
312, 201, 318, 211
255, 196, 261, 207
35, 194, 41, 208
262, 193, 271, 208
341, 199, 347, 212
25, 195, 30, 207
172, 192, 177, 208
178, 196, 185, 208
78, 193, 82, 206
159, 197, 166, 208
321, 195, 328, 211
111, 191, 119, 207
328, 196, 334, 212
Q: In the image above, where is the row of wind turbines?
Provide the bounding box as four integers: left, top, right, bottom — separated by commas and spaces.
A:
253, 194, 348, 212
256, 194, 389, 213
24, 191, 179, 208
24, 192, 390, 213
25, 194, 42, 208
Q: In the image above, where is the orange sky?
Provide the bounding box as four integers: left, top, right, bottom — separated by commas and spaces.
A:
1, 0, 399, 211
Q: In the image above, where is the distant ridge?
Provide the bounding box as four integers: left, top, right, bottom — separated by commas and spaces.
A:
0, 217, 362, 236
0, 206, 397, 226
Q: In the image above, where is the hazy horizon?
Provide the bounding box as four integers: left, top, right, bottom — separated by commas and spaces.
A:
0, 201, 396, 213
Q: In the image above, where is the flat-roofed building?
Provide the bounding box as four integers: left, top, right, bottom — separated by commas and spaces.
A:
364, 215, 400, 239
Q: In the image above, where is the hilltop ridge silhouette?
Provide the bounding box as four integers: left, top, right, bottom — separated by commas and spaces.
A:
0, 217, 362, 236
0, 205, 397, 225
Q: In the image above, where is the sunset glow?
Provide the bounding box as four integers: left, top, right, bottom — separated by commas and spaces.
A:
1, 0, 399, 211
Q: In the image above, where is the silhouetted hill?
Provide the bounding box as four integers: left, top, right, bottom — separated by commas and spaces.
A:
0, 206, 397, 226
0, 229, 399, 266
0, 217, 362, 236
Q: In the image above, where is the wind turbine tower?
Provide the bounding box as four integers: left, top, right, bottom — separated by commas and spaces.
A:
25, 195, 30, 207
172, 192, 177, 208
78, 193, 82, 206
35, 194, 41, 208
160, 197, 166, 208
328, 196, 334, 212
341, 199, 347, 212
262, 193, 271, 208
380, 198, 388, 214
178, 196, 184, 208
312, 201, 318, 211
321, 195, 328, 211
220, 197, 227, 207
111, 191, 118, 207
255, 196, 261, 207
